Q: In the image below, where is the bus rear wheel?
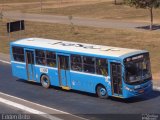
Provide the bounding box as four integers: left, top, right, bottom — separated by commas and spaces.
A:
41, 75, 50, 89
96, 85, 108, 99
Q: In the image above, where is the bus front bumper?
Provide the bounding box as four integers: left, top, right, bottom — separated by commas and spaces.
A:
123, 81, 153, 98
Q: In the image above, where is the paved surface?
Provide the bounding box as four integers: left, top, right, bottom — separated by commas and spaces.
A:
0, 103, 27, 114
0, 53, 10, 62
0, 92, 86, 120
0, 103, 50, 120
0, 62, 160, 119
3, 11, 151, 30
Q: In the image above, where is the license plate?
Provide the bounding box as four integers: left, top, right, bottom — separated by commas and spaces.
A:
139, 90, 144, 93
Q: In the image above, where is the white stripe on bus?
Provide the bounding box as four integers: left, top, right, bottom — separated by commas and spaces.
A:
11, 61, 26, 64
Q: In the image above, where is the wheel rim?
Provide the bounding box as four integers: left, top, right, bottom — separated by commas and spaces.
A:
43, 77, 48, 86
100, 87, 106, 96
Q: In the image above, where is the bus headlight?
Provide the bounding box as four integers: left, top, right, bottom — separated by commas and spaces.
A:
125, 86, 134, 92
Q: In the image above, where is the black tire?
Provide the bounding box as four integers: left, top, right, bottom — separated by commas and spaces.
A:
96, 85, 109, 99
41, 75, 50, 88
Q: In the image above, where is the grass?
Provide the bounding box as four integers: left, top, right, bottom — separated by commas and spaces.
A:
0, 19, 160, 80
1, 1, 160, 23
0, 0, 52, 3
0, 0, 109, 12
1, 0, 160, 23
26, 1, 160, 23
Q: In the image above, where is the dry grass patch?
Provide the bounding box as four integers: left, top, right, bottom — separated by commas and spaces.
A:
25, 1, 160, 23
0, 19, 160, 79
0, 0, 52, 3
1, 0, 160, 23
0, 0, 109, 12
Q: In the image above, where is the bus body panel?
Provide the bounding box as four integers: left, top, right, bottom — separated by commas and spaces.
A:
34, 65, 60, 86
59, 69, 71, 87
123, 80, 152, 98
11, 62, 27, 80
70, 71, 111, 94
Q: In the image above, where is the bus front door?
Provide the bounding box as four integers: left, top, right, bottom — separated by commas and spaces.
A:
26, 50, 35, 81
110, 62, 122, 96
58, 55, 70, 89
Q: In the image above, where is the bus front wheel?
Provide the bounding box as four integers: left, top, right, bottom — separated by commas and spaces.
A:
41, 75, 50, 89
96, 85, 108, 99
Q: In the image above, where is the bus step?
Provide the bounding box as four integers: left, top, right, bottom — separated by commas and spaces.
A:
61, 86, 70, 90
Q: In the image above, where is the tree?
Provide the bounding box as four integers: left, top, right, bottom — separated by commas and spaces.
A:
68, 15, 74, 33
114, 0, 117, 5
0, 11, 3, 20
124, 0, 160, 30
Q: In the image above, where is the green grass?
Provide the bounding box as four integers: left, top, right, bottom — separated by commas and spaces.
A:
0, 19, 160, 79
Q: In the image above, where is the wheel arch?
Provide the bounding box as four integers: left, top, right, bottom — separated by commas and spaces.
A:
95, 83, 106, 94
40, 73, 50, 82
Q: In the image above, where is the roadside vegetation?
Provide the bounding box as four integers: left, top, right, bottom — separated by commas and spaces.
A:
0, 0, 52, 3
25, 1, 160, 24
125, 0, 160, 30
0, 0, 108, 11
0, 0, 159, 23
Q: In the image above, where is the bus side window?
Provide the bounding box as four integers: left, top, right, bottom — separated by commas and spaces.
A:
46, 51, 56, 67
96, 58, 108, 76
35, 50, 46, 66
12, 46, 24, 62
71, 55, 82, 72
83, 56, 95, 74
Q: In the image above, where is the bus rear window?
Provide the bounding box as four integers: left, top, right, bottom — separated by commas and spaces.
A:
12, 46, 24, 62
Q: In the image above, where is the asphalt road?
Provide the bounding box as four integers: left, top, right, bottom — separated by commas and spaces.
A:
0, 103, 50, 120
0, 62, 160, 120
0, 103, 27, 114
3, 11, 150, 30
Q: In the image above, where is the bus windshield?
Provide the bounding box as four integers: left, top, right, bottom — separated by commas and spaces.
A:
125, 53, 152, 84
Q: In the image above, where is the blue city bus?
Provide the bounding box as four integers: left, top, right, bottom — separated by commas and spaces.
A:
10, 38, 153, 99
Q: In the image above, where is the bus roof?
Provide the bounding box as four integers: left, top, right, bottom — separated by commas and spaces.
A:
11, 38, 147, 58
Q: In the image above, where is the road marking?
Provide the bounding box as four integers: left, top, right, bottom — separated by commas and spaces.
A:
0, 60, 11, 64
0, 92, 68, 114
0, 92, 88, 120
0, 97, 62, 120
153, 86, 160, 91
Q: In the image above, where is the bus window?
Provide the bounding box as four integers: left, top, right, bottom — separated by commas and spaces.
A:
12, 46, 24, 62
83, 56, 95, 74
59, 55, 69, 70
46, 51, 56, 67
71, 55, 82, 72
35, 50, 46, 65
125, 54, 151, 84
26, 51, 34, 64
96, 58, 108, 76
